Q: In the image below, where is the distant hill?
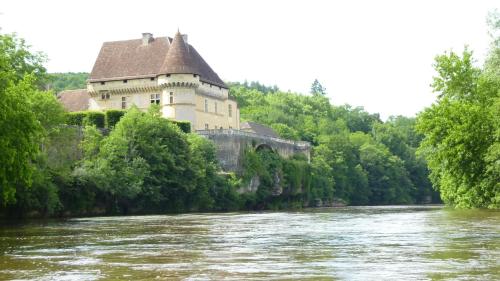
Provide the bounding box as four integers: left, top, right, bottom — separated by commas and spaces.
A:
47, 72, 89, 93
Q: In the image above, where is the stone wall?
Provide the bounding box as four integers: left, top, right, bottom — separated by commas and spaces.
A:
197, 129, 311, 172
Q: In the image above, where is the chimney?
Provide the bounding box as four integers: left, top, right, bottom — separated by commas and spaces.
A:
182, 34, 188, 44
142, 33, 153, 45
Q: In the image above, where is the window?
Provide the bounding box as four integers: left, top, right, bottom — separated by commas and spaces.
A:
229, 126, 232, 129
150, 93, 160, 105
150, 77, 155, 81
204, 99, 208, 112
193, 74, 197, 78
228, 104, 232, 117
101, 93, 105, 100
106, 93, 110, 99
214, 102, 217, 114
101, 91, 110, 100
205, 123, 209, 130
166, 74, 171, 77
100, 81, 105, 85
123, 80, 128, 83
121, 97, 127, 109
169, 92, 174, 104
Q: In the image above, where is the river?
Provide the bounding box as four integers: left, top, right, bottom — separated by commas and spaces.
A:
0, 206, 498, 280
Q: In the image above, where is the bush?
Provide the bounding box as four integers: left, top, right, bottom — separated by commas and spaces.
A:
66, 112, 86, 126
66, 111, 105, 128
170, 120, 191, 133
105, 110, 126, 128
85, 112, 105, 128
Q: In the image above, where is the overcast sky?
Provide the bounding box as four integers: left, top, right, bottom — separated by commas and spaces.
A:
1, 0, 498, 119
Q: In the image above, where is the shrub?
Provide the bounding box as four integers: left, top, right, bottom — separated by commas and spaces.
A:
105, 110, 126, 128
85, 112, 105, 128
66, 112, 86, 126
65, 111, 105, 128
170, 120, 191, 133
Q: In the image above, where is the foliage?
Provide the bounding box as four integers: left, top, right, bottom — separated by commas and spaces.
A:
66, 111, 105, 128
170, 120, 191, 133
47, 72, 88, 93
85, 111, 105, 128
231, 80, 434, 205
105, 110, 126, 128
228, 81, 279, 94
0, 33, 54, 205
416, 45, 499, 208
311, 79, 327, 95
66, 112, 86, 126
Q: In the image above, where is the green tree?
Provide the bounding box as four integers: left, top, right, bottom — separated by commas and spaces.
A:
81, 106, 196, 213
0, 34, 50, 205
417, 47, 499, 208
311, 79, 327, 95
47, 72, 89, 93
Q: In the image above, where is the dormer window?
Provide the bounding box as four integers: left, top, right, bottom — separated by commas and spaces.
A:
166, 74, 171, 77
100, 81, 105, 85
193, 74, 197, 78
123, 80, 128, 83
150, 77, 155, 81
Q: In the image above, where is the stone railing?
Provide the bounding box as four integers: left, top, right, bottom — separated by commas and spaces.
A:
196, 129, 311, 149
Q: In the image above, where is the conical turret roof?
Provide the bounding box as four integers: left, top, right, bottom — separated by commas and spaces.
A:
160, 31, 200, 75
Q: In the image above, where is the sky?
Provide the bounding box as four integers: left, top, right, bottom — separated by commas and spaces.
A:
1, 0, 498, 119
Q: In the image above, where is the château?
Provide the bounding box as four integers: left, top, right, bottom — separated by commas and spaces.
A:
59, 31, 240, 131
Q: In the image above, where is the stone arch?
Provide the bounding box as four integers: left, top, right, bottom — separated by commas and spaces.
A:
255, 143, 274, 153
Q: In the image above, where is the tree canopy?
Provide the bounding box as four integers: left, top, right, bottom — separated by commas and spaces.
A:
416, 12, 500, 208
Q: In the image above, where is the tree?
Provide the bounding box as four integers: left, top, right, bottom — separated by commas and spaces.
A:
416, 47, 499, 208
311, 79, 327, 95
0, 34, 49, 205
46, 72, 89, 93
81, 106, 196, 212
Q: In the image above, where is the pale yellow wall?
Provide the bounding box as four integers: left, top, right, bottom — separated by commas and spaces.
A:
162, 84, 196, 124
91, 91, 155, 111
87, 74, 240, 131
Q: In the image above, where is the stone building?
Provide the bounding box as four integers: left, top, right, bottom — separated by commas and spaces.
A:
59, 31, 240, 130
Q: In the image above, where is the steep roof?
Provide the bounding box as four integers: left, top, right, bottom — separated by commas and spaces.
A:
57, 89, 90, 112
89, 32, 227, 88
240, 122, 279, 138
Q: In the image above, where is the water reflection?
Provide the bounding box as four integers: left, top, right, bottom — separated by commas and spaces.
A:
0, 206, 498, 280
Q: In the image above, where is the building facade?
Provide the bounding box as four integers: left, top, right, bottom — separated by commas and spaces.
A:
63, 31, 240, 130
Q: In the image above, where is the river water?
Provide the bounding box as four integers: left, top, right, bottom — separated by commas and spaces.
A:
0, 206, 498, 280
